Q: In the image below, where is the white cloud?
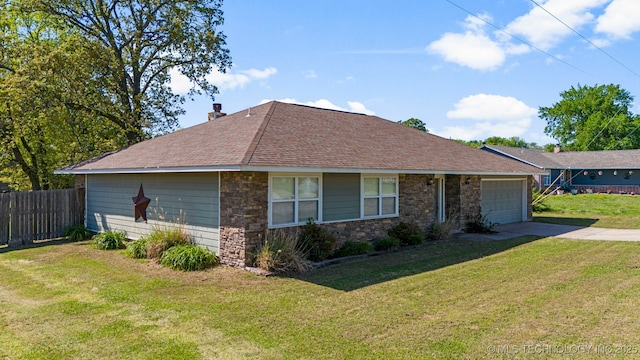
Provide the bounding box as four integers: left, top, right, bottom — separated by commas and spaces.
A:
436, 94, 537, 141
302, 70, 317, 79
260, 98, 375, 115
207, 67, 277, 90
428, 0, 625, 71
169, 67, 278, 94
169, 68, 194, 94
427, 15, 505, 71
595, 0, 640, 40
346, 101, 374, 115
504, 0, 608, 50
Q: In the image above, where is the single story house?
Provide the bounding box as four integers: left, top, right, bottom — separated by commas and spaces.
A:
57, 101, 541, 267
481, 144, 640, 194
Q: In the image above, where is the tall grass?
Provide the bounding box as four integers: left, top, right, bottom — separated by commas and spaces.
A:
143, 226, 191, 259
254, 229, 312, 273
159, 244, 218, 271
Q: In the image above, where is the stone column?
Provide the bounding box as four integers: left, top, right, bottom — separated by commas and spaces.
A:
218, 172, 268, 267
445, 174, 481, 230
398, 174, 437, 232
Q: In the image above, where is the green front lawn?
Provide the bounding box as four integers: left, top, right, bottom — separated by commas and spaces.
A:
2, 236, 640, 359
534, 193, 640, 228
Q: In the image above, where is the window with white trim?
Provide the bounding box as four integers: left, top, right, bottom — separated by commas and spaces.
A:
271, 175, 320, 225
363, 176, 398, 217
542, 174, 551, 186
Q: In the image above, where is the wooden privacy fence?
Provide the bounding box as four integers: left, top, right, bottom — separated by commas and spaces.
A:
0, 189, 82, 246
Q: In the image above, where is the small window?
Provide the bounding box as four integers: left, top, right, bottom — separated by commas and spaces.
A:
270, 175, 320, 226
363, 176, 398, 217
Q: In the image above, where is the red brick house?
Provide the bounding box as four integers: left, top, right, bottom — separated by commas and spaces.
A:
57, 101, 541, 267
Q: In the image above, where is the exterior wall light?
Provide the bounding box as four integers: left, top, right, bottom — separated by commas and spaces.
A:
427, 179, 434, 185
583, 171, 588, 176
598, 170, 603, 176
465, 177, 472, 185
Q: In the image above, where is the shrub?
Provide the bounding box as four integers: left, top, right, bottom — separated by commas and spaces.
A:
532, 187, 551, 212
373, 237, 400, 251
143, 226, 191, 259
125, 238, 148, 259
160, 244, 218, 271
332, 241, 373, 258
464, 213, 496, 234
62, 224, 92, 242
388, 221, 425, 246
532, 200, 550, 212
299, 220, 337, 262
427, 218, 457, 241
255, 229, 311, 273
92, 230, 127, 250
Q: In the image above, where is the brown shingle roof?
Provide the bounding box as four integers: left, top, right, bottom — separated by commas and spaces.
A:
58, 101, 541, 174
481, 145, 564, 168
482, 145, 640, 170
552, 150, 640, 169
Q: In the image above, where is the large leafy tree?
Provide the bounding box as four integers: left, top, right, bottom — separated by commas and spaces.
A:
22, 0, 231, 144
483, 136, 537, 149
398, 118, 428, 132
455, 136, 542, 149
0, 9, 125, 190
1, 0, 231, 190
539, 84, 640, 151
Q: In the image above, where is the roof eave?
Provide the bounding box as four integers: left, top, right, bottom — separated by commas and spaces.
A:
480, 145, 546, 169
55, 165, 545, 176
54, 166, 243, 175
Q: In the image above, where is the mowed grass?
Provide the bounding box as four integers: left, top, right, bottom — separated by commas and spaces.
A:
2, 236, 640, 359
534, 194, 640, 228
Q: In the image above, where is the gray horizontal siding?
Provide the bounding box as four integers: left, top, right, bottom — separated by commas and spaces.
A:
86, 173, 220, 252
323, 173, 360, 221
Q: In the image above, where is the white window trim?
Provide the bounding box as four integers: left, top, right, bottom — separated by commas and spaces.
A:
361, 174, 399, 219
269, 173, 322, 227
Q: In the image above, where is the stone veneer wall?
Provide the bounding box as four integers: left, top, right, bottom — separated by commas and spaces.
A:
218, 171, 268, 267
217, 172, 483, 267
398, 174, 437, 230
445, 174, 481, 230
526, 175, 533, 221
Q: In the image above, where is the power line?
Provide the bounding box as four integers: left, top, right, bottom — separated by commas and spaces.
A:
444, 0, 596, 78
527, 0, 640, 148
529, 0, 640, 79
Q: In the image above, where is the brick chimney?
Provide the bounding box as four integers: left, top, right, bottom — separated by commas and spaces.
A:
208, 103, 226, 121
554, 144, 562, 153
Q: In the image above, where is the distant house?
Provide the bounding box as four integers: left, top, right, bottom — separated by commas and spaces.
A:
481, 145, 640, 194
56, 102, 541, 267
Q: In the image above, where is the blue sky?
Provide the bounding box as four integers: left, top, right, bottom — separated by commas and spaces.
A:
171, 0, 640, 145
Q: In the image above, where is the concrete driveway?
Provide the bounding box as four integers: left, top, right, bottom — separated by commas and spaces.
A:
457, 222, 640, 242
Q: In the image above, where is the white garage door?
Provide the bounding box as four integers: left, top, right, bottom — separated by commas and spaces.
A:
481, 179, 525, 225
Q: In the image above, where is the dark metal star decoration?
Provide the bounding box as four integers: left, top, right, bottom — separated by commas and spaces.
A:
132, 184, 151, 223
